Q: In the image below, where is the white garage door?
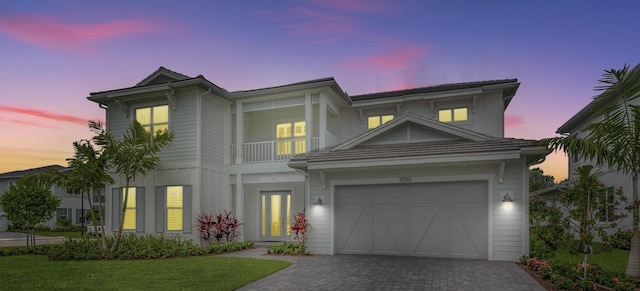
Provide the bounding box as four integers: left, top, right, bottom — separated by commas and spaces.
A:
335, 181, 488, 259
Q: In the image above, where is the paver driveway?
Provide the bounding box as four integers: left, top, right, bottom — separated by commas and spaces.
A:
222, 248, 544, 291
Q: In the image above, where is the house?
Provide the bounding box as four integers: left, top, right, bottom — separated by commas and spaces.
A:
0, 165, 97, 231
556, 97, 638, 231
86, 67, 550, 261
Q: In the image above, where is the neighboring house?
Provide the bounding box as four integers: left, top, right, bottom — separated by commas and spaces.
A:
557, 99, 638, 231
86, 67, 550, 261
0, 165, 96, 231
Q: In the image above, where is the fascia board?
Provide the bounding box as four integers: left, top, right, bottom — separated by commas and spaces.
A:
231, 79, 347, 101
351, 88, 483, 107
306, 151, 522, 170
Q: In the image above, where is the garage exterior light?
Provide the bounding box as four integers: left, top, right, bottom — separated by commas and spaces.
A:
502, 192, 514, 202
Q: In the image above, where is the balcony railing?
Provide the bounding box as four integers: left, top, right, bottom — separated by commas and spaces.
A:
231, 137, 319, 164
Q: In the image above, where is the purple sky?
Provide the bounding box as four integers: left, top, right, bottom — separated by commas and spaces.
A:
1, 0, 639, 182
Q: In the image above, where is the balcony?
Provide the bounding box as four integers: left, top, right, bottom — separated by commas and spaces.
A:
231, 137, 319, 164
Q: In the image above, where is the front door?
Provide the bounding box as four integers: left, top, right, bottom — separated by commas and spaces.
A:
260, 192, 291, 241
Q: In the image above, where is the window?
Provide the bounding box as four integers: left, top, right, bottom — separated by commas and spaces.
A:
438, 107, 468, 122
368, 115, 394, 129
276, 121, 306, 155
599, 187, 615, 222
166, 186, 183, 231
122, 187, 136, 230
56, 208, 69, 220
136, 105, 169, 135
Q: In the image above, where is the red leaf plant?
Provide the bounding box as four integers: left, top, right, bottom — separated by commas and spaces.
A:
196, 210, 242, 246
290, 209, 310, 248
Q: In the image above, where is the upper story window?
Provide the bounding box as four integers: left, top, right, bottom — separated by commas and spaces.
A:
368, 115, 394, 129
276, 121, 306, 155
438, 107, 468, 123
136, 105, 169, 134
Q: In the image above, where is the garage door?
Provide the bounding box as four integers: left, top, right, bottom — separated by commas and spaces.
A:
335, 181, 488, 259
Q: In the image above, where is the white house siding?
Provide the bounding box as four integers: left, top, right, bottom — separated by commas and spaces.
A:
306, 160, 529, 261
491, 159, 528, 261
158, 88, 197, 165
200, 93, 227, 166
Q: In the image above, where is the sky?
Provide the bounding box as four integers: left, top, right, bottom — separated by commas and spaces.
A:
1, 1, 639, 182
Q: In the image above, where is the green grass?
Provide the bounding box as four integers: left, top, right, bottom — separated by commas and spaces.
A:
553, 242, 629, 274
0, 255, 290, 290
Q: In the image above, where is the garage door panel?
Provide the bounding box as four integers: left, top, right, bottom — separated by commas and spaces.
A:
373, 202, 406, 254
335, 202, 373, 254
450, 202, 487, 258
411, 202, 448, 256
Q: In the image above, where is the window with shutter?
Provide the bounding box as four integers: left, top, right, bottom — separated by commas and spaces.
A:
276, 121, 306, 155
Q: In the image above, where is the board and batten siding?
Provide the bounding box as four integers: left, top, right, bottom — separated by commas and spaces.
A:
201, 94, 227, 166
491, 160, 526, 261
159, 89, 197, 165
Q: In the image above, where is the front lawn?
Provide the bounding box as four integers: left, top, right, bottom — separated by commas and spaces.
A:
553, 242, 629, 274
0, 255, 290, 290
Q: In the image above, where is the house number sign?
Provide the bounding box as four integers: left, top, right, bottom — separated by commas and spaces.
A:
399, 176, 412, 183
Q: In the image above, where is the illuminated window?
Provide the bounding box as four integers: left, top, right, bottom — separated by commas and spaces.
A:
122, 187, 136, 231
438, 107, 468, 122
166, 186, 183, 231
276, 121, 306, 155
136, 105, 169, 135
368, 115, 394, 129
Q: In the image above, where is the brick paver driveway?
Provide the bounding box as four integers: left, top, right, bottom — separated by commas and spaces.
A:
223, 248, 544, 291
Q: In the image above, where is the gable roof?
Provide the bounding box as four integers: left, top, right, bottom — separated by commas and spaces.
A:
0, 165, 67, 179
229, 77, 351, 105
334, 113, 493, 151
288, 138, 549, 170
136, 66, 191, 87
350, 79, 519, 110
88, 67, 231, 103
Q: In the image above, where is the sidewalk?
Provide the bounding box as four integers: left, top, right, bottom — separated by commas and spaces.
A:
0, 231, 65, 248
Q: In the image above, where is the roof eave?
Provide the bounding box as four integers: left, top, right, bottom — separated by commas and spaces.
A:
230, 79, 351, 105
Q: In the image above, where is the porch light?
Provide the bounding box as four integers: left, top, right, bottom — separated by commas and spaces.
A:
502, 192, 514, 202
312, 197, 324, 206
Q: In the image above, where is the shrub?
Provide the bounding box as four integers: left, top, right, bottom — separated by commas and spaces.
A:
603, 229, 633, 250
524, 257, 640, 290
196, 210, 242, 245
290, 209, 310, 248
46, 234, 254, 261
267, 242, 309, 255
529, 233, 554, 260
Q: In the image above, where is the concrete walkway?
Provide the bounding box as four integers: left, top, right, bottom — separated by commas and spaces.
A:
0, 231, 65, 247
221, 247, 545, 291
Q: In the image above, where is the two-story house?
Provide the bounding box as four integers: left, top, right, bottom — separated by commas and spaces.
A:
0, 165, 97, 231
556, 97, 638, 231
87, 67, 549, 261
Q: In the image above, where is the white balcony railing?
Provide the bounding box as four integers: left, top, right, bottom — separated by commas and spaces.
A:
231, 137, 319, 164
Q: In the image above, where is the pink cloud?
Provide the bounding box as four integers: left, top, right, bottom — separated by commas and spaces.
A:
0, 117, 57, 128
0, 105, 88, 126
505, 114, 526, 128
0, 13, 161, 51
342, 45, 428, 71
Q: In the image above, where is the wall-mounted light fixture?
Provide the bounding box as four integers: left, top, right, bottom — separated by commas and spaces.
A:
502, 192, 514, 202
313, 196, 324, 206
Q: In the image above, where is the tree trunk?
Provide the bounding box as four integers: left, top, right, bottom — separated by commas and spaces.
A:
625, 173, 640, 277
110, 185, 129, 252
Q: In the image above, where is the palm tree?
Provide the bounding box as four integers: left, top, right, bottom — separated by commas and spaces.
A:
25, 122, 114, 249
94, 120, 174, 252
538, 63, 640, 276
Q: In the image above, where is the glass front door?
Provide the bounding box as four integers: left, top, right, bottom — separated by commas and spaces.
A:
260, 192, 291, 241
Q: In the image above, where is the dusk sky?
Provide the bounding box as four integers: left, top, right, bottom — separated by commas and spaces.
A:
1, 1, 639, 182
